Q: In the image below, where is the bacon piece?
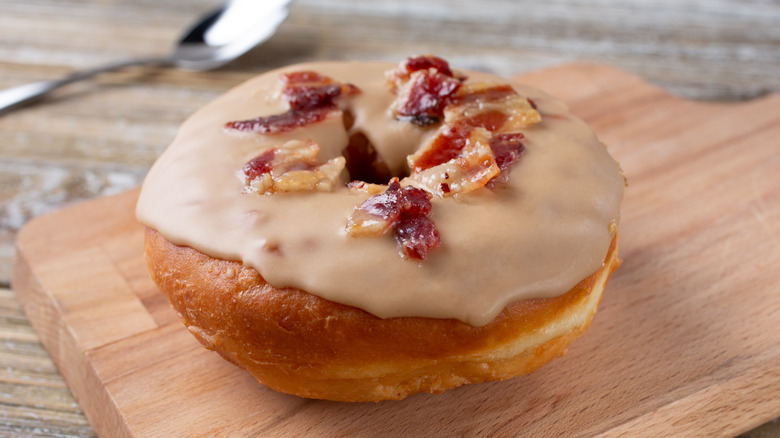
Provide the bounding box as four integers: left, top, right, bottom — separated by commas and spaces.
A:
486, 132, 525, 187
408, 123, 472, 172
225, 71, 360, 134
448, 83, 516, 106
394, 214, 440, 260
239, 140, 345, 194
281, 70, 361, 111
284, 83, 343, 111
281, 70, 333, 85
445, 83, 541, 132
402, 55, 455, 78
346, 179, 409, 235
457, 109, 508, 132
346, 180, 387, 195
346, 179, 440, 259
280, 71, 360, 107
243, 149, 276, 180
393, 70, 462, 126
225, 107, 334, 134
491, 133, 525, 173
387, 55, 464, 126
410, 124, 526, 175
407, 122, 526, 195
408, 127, 500, 196
387, 55, 457, 90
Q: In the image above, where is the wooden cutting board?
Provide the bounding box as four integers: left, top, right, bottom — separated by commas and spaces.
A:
12, 64, 780, 438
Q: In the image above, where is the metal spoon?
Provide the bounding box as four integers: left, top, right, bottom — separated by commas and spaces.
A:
0, 0, 291, 113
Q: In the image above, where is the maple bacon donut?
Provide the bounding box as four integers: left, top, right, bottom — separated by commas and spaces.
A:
137, 56, 624, 401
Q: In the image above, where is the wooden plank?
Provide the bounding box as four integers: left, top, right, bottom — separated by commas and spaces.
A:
0, 288, 95, 438
11, 64, 780, 437
91, 324, 306, 437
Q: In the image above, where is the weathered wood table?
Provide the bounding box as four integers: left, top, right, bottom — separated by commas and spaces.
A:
1, 1, 779, 436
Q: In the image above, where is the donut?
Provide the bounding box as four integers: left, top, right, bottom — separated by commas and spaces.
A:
137, 55, 624, 402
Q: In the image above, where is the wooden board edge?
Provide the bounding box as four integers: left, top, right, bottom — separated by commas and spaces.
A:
514, 62, 655, 103
597, 351, 780, 438
12, 213, 136, 438
515, 61, 780, 114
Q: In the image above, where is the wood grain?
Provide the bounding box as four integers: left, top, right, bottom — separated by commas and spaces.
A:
0, 288, 95, 437
11, 64, 780, 437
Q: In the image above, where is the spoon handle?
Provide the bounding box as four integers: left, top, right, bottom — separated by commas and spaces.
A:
0, 57, 172, 114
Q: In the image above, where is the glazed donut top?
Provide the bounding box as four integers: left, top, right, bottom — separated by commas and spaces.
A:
136, 57, 623, 326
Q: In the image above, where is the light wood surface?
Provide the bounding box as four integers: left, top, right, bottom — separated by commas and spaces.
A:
0, 287, 94, 437
2, 0, 780, 436
11, 63, 780, 437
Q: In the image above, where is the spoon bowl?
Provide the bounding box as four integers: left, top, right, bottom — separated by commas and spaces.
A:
0, 0, 292, 113
173, 0, 292, 71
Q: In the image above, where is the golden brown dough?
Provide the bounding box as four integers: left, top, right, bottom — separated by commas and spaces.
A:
145, 228, 620, 402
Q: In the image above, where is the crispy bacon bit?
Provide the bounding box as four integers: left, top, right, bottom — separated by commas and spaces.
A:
408, 127, 500, 196
225, 107, 334, 134
346, 180, 387, 195
410, 124, 525, 175
445, 83, 541, 132
284, 83, 343, 111
407, 123, 526, 195
281, 70, 333, 85
458, 109, 508, 132
394, 214, 440, 260
402, 55, 455, 78
491, 133, 525, 172
225, 71, 360, 134
387, 55, 465, 126
346, 179, 440, 259
281, 71, 361, 111
408, 123, 472, 172
243, 149, 276, 180
387, 55, 458, 90
448, 83, 516, 106
239, 140, 345, 194
487, 132, 525, 187
393, 70, 462, 126
346, 179, 413, 235
280, 70, 361, 111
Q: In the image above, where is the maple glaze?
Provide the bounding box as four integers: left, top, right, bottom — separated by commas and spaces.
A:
137, 61, 623, 326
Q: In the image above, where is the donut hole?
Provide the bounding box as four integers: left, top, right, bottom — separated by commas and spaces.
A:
341, 110, 404, 184
343, 132, 394, 184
